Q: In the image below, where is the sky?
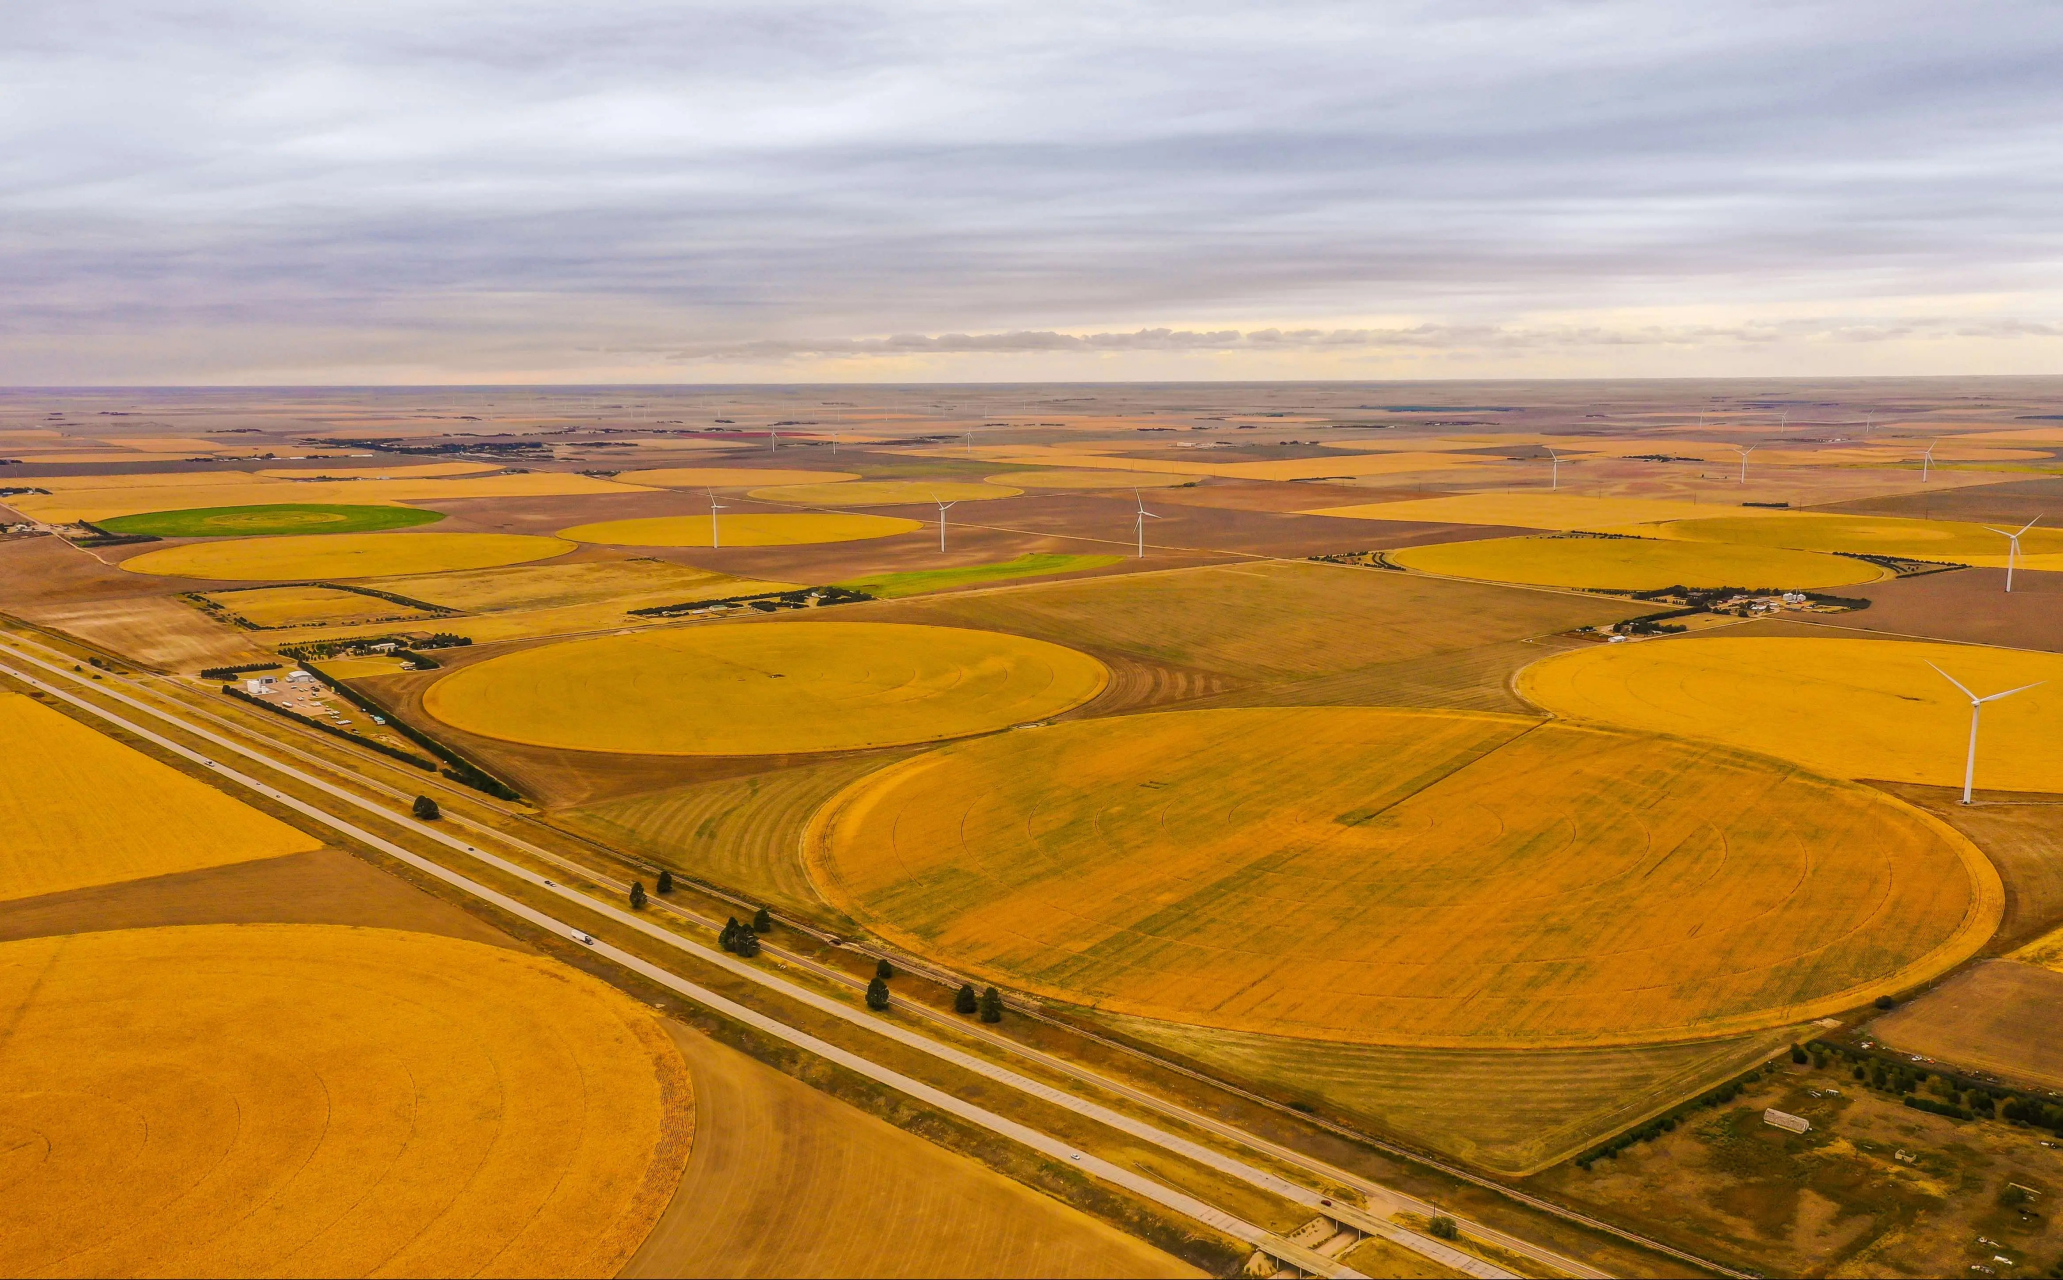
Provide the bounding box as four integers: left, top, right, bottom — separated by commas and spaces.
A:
6, 0, 2062, 384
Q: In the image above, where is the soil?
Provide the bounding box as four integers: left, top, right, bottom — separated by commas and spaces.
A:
1871, 960, 2063, 1092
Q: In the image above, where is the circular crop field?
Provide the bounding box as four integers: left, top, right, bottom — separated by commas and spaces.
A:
558, 512, 921, 547
1521, 636, 2063, 793
748, 479, 1022, 505
120, 531, 573, 580
97, 502, 444, 538
0, 924, 690, 1277
1391, 534, 1884, 590
425, 620, 1107, 755
985, 470, 1194, 490
806, 707, 1999, 1047
618, 467, 860, 488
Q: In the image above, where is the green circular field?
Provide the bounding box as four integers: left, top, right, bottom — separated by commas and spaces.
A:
97, 504, 444, 538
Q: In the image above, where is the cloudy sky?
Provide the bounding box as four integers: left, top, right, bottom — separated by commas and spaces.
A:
7, 1, 2062, 383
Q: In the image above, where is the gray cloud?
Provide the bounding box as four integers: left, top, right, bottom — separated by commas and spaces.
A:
4, 1, 2062, 380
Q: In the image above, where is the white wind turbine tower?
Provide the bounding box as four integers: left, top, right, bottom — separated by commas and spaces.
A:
1986, 516, 2040, 592
1929, 662, 2043, 804
1922, 439, 1939, 482
1133, 490, 1161, 558
1545, 445, 1563, 491
1734, 444, 1755, 484
932, 493, 955, 552
706, 489, 727, 548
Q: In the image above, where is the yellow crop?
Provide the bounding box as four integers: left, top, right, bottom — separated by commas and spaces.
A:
749, 479, 1022, 505
199, 584, 442, 628
558, 513, 921, 547
253, 461, 498, 478
1520, 635, 2063, 793
0, 693, 320, 901
425, 620, 1107, 755
984, 469, 1194, 489
1658, 512, 2063, 566
363, 559, 758, 612
1391, 535, 1885, 590
618, 467, 860, 487
0, 924, 691, 1277
1302, 492, 1776, 532
122, 532, 575, 581
9, 472, 652, 523
806, 706, 1997, 1048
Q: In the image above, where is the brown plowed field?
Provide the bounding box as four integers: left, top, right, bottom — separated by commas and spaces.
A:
13, 593, 270, 671
1759, 566, 2063, 650
623, 1022, 1199, 1279
1812, 474, 2063, 525
1867, 783, 2063, 949
1869, 960, 2063, 1090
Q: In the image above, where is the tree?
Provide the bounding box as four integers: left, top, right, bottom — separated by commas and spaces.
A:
978, 986, 1003, 1023
1874, 994, 1898, 1010
735, 928, 761, 958
629, 880, 647, 910
1790, 1042, 1808, 1065
412, 795, 440, 821
753, 906, 772, 933
656, 869, 673, 894
1428, 1216, 1458, 1241
720, 918, 741, 952
876, 958, 895, 981
955, 983, 978, 1015
866, 977, 891, 1010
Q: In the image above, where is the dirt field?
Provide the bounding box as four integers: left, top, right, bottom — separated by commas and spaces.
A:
806, 707, 1998, 1047
1521, 635, 2063, 792
120, 531, 577, 581
624, 1022, 1198, 1279
0, 923, 691, 1278
751, 478, 1022, 505
1770, 567, 2063, 651
1303, 492, 1776, 532
1392, 534, 1884, 590
1871, 960, 2063, 1090
424, 620, 1108, 755
985, 468, 1194, 489
1813, 474, 2063, 525
0, 691, 321, 900
9, 592, 271, 670
1868, 783, 2063, 950
559, 512, 924, 547
621, 466, 860, 487
1091, 1009, 1792, 1175
1530, 1058, 2063, 1278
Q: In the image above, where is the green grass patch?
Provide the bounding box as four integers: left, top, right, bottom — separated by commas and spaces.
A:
838, 553, 1121, 599
98, 503, 445, 538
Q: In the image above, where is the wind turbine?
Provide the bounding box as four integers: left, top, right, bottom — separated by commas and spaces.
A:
1545, 445, 1563, 492
932, 493, 955, 552
1986, 516, 2040, 592
706, 489, 727, 548
1929, 662, 2043, 804
1133, 490, 1161, 558
769, 428, 778, 453
1922, 439, 1939, 482
1734, 444, 1755, 484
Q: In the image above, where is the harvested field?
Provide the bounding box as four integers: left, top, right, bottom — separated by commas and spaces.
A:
853, 560, 1643, 689
121, 531, 576, 580
1734, 566, 2063, 652
254, 461, 499, 478
10, 593, 271, 670
426, 621, 1107, 755
1090, 1009, 1791, 1175
1811, 474, 2063, 525
199, 583, 446, 628
618, 466, 860, 487
7, 472, 652, 523
1521, 636, 2063, 792
625, 1021, 1198, 1279
261, 585, 801, 649
1302, 492, 1778, 533
361, 557, 756, 612
1392, 534, 1883, 590
98, 502, 445, 537
984, 469, 1195, 489
807, 707, 1998, 1047
1867, 783, 2063, 949
0, 924, 690, 1278
0, 692, 321, 901
1190, 634, 1595, 716
839, 552, 1125, 599
559, 512, 922, 547
1661, 511, 2063, 570
1870, 959, 2063, 1090
561, 753, 916, 920
751, 479, 1022, 505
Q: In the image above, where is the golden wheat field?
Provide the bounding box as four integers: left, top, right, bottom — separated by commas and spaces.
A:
121, 532, 575, 580
253, 461, 499, 479
1520, 635, 2063, 793
1302, 492, 1772, 532
10, 472, 651, 523
360, 558, 759, 612
984, 469, 1195, 489
1657, 511, 2063, 571
806, 707, 1998, 1047
199, 584, 445, 628
0, 924, 691, 1278
747, 479, 1022, 505
557, 513, 922, 547
425, 621, 1107, 755
0, 693, 321, 901
1391, 534, 1886, 590
615, 466, 860, 488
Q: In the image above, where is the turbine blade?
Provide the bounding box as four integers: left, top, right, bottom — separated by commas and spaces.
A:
2020, 516, 2041, 535
1976, 680, 2044, 704
1926, 661, 1979, 702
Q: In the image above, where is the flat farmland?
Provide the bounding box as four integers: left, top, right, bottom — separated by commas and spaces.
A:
620, 466, 860, 488
806, 707, 1998, 1047
0, 692, 321, 900
423, 620, 1108, 755
1089, 1009, 1791, 1175
98, 502, 444, 538
1869, 959, 2063, 1090
749, 479, 1021, 505
10, 594, 271, 671
1814, 474, 2063, 525
1392, 534, 1884, 590
362, 557, 759, 612
120, 531, 576, 581
7, 471, 652, 523
559, 512, 923, 547
1521, 635, 2063, 792
1733, 566, 2063, 652
199, 583, 446, 628
1660, 511, 2063, 570
0, 924, 691, 1278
